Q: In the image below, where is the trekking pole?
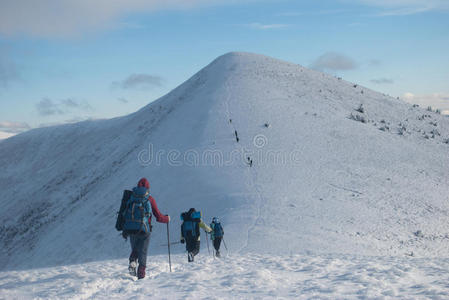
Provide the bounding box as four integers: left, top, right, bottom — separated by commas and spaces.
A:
205, 230, 211, 256
223, 238, 228, 253
160, 241, 181, 246
166, 222, 172, 272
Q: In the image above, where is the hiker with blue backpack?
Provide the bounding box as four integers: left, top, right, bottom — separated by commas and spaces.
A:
180, 208, 212, 262
210, 217, 224, 258
116, 178, 170, 279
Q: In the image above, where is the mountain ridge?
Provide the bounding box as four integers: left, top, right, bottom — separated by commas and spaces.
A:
1, 52, 448, 271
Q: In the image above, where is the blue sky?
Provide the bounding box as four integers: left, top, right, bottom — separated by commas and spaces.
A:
0, 0, 448, 137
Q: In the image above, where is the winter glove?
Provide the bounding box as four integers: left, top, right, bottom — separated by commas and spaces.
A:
122, 231, 128, 240
180, 239, 185, 244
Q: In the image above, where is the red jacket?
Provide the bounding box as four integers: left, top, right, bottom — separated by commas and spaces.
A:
148, 196, 169, 224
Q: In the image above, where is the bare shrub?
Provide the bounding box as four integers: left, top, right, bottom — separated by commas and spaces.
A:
355, 104, 364, 113
348, 113, 366, 123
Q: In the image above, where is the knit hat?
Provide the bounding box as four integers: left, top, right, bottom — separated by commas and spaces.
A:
137, 178, 150, 189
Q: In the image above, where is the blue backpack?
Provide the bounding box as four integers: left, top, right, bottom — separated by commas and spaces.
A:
122, 187, 151, 234
211, 222, 224, 239
181, 211, 201, 238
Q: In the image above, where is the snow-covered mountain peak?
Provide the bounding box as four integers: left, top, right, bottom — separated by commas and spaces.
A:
0, 52, 448, 272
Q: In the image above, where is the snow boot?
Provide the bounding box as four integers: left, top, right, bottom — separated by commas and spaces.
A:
128, 261, 137, 276
216, 250, 221, 258
137, 265, 146, 279
188, 252, 194, 262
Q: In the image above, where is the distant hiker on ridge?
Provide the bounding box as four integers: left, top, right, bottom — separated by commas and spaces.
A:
234, 130, 240, 143
180, 208, 212, 262
210, 217, 224, 258
247, 156, 253, 167
117, 178, 170, 279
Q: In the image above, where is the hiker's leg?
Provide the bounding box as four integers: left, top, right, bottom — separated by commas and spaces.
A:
129, 234, 138, 262
186, 237, 195, 253
192, 240, 200, 256
186, 235, 196, 262
138, 233, 151, 267
136, 233, 150, 279
213, 237, 221, 251
186, 232, 196, 253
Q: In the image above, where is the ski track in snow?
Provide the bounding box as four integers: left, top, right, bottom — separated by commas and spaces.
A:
224, 78, 264, 254
1, 254, 449, 299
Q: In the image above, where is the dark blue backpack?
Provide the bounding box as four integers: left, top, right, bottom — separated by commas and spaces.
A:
115, 190, 132, 231
181, 211, 201, 238
213, 222, 224, 238
122, 187, 151, 234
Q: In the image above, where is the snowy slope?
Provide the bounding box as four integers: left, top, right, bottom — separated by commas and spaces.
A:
1, 52, 449, 273
2, 253, 449, 299
0, 132, 14, 141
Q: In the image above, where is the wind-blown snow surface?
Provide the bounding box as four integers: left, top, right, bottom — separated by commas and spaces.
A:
0, 52, 449, 297
2, 253, 449, 299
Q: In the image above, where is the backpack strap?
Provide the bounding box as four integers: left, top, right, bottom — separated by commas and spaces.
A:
131, 202, 136, 221
133, 190, 149, 198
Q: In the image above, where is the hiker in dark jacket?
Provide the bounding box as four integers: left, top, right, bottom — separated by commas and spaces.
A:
123, 178, 169, 279
210, 217, 224, 257
180, 208, 211, 262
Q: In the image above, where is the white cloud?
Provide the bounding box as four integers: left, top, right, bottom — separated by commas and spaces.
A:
346, 0, 449, 15
377, 7, 432, 16
310, 52, 358, 71
248, 23, 290, 30
276, 9, 348, 17
36, 98, 92, 116
118, 97, 129, 103
355, 0, 447, 8
0, 121, 30, 133
1, 0, 446, 38
112, 74, 164, 90
370, 78, 394, 84
0, 0, 241, 38
402, 92, 449, 113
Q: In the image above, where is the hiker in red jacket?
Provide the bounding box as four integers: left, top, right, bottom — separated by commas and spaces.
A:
122, 178, 169, 279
